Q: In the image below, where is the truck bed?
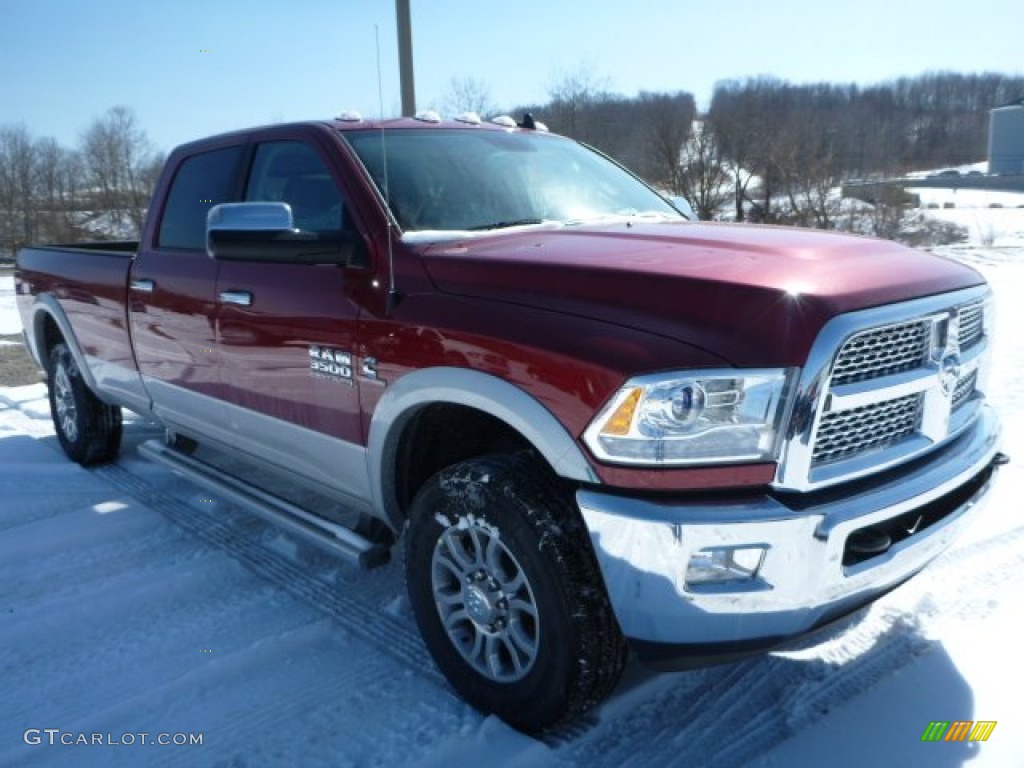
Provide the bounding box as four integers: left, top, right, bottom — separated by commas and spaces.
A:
16, 241, 139, 385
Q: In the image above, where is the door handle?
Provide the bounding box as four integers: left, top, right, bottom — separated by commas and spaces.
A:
219, 290, 253, 307
130, 278, 155, 293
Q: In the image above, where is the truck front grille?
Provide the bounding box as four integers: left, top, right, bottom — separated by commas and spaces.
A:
813, 394, 923, 465
776, 288, 993, 490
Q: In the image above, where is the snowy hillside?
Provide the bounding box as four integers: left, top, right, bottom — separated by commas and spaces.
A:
2, 205, 1023, 765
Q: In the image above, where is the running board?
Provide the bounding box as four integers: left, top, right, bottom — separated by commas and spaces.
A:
138, 440, 390, 569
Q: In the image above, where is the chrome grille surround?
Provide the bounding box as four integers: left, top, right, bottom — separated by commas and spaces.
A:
775, 285, 993, 492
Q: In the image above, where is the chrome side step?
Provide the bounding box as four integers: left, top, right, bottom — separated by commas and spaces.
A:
138, 440, 390, 568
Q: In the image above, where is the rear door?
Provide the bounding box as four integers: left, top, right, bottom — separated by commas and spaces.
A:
129, 142, 246, 439
213, 135, 369, 500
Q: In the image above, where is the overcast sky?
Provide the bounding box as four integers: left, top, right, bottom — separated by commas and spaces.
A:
3, 0, 1022, 152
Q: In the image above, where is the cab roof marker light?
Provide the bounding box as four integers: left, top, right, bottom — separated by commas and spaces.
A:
336, 111, 363, 122
454, 112, 482, 125
414, 110, 442, 123
490, 115, 517, 128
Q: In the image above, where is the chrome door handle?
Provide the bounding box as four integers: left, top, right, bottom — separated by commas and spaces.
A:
219, 290, 253, 307
130, 278, 155, 293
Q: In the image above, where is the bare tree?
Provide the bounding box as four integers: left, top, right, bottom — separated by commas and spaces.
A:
440, 76, 496, 118
545, 65, 612, 144
0, 125, 38, 252
678, 121, 731, 220
637, 91, 695, 194
81, 106, 158, 236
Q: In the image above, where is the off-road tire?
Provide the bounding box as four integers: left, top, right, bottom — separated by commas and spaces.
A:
47, 342, 122, 465
405, 452, 626, 732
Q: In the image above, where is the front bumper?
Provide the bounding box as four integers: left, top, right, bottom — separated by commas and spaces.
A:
578, 405, 1002, 661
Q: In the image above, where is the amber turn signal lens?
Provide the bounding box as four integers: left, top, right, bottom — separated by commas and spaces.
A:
602, 388, 642, 436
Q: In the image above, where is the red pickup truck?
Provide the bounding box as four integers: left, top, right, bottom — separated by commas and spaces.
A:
15, 114, 1004, 731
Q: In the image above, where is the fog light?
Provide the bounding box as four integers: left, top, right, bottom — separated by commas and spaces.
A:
686, 546, 767, 586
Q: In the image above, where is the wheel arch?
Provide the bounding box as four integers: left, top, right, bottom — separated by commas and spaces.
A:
367, 367, 601, 529
28, 295, 100, 392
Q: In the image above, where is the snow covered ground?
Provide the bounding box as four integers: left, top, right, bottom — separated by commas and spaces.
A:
2, 203, 1024, 766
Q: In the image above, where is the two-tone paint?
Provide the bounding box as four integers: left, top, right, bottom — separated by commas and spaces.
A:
15, 117, 1002, 661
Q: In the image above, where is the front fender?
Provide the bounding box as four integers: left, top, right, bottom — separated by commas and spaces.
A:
366, 367, 600, 526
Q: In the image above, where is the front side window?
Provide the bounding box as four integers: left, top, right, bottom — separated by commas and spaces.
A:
158, 145, 244, 250
245, 141, 346, 233
343, 128, 680, 233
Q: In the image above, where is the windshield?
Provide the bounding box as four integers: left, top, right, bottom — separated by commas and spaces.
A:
342, 128, 681, 234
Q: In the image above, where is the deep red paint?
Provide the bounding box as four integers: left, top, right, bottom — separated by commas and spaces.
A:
14, 118, 988, 493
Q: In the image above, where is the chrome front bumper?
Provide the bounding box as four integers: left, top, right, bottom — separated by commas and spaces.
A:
578, 405, 1002, 651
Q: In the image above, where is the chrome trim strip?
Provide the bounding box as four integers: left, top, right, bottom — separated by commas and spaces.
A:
775, 284, 991, 492
579, 406, 1000, 645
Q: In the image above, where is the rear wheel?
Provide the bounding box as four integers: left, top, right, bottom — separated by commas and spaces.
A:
405, 453, 626, 732
47, 342, 122, 465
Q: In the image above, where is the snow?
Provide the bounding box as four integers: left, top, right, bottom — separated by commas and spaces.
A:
2, 203, 1024, 766
0, 273, 21, 335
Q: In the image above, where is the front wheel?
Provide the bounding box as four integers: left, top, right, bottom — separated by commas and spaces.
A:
47, 342, 122, 465
405, 453, 626, 732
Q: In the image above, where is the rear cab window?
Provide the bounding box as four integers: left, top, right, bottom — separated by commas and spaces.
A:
158, 145, 245, 250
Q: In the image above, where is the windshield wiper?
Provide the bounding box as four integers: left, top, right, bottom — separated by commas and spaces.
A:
467, 218, 546, 231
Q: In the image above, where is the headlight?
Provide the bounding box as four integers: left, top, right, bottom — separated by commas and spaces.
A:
583, 369, 794, 466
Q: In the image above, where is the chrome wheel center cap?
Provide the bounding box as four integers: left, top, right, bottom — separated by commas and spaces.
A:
464, 584, 498, 625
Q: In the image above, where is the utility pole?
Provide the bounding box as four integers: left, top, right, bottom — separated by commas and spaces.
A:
396, 0, 416, 116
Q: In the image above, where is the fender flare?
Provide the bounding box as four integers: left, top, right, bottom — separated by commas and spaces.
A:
366, 367, 601, 526
27, 295, 102, 394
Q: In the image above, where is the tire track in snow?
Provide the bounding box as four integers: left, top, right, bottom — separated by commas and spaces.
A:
550, 519, 1024, 767
86, 622, 390, 768
91, 462, 445, 688
2, 552, 320, 733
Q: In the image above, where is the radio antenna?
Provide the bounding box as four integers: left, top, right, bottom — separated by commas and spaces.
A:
375, 24, 399, 313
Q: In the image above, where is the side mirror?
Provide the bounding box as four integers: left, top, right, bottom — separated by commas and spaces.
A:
206, 202, 366, 266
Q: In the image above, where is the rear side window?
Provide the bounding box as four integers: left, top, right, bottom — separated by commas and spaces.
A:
158, 145, 244, 249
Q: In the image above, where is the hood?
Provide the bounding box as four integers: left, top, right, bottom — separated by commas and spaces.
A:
416, 221, 985, 367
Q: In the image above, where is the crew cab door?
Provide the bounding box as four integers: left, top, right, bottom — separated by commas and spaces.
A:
129, 143, 245, 437
213, 138, 369, 498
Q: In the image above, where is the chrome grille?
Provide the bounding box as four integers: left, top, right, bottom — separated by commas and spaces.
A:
830, 320, 929, 386
777, 286, 992, 492
952, 369, 977, 410
957, 302, 984, 350
812, 394, 923, 465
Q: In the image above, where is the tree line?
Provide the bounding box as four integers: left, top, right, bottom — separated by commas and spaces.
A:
0, 106, 163, 257
500, 70, 1024, 228
4, 71, 1022, 258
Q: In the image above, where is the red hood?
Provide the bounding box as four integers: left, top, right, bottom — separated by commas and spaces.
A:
417, 221, 984, 367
